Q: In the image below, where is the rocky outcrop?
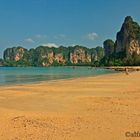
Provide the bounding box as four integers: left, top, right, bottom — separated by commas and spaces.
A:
91, 47, 104, 62
103, 39, 114, 56
101, 16, 140, 66
115, 16, 140, 58
3, 47, 27, 61
70, 47, 91, 64
41, 52, 65, 66
128, 40, 140, 55
3, 45, 104, 66
54, 53, 65, 64
0, 59, 3, 66
41, 52, 54, 66
69, 46, 104, 64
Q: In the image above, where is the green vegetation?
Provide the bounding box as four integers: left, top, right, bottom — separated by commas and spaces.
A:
2, 45, 104, 67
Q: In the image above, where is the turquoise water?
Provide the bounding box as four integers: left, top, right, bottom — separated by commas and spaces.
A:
0, 67, 115, 86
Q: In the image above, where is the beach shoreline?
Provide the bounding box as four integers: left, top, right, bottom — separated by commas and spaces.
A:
105, 66, 140, 71
0, 69, 118, 88
0, 71, 140, 139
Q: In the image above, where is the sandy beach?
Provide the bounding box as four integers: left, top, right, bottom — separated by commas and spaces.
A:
0, 71, 140, 140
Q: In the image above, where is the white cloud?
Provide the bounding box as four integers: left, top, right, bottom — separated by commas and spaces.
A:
87, 32, 98, 41
35, 34, 42, 38
35, 34, 47, 39
41, 43, 58, 48
24, 38, 35, 43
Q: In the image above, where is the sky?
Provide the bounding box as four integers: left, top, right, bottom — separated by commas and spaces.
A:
0, 0, 140, 57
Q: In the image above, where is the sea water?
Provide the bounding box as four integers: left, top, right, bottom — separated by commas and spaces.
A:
0, 66, 115, 86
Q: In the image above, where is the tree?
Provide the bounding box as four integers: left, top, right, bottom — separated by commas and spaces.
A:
103, 39, 115, 57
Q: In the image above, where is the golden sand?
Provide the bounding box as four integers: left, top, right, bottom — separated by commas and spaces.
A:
0, 71, 140, 140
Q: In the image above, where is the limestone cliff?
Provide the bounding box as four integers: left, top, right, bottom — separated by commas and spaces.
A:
3, 45, 104, 66
103, 39, 115, 57
54, 53, 65, 64
70, 47, 91, 64
115, 16, 140, 58
3, 47, 27, 61
0, 59, 3, 66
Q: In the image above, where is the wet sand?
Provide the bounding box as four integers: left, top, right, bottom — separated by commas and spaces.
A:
0, 71, 140, 140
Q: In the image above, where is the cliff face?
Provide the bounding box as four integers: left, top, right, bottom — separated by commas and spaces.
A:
0, 59, 3, 66
101, 16, 140, 66
103, 39, 114, 57
36, 46, 103, 66
115, 16, 140, 58
3, 45, 104, 66
69, 46, 104, 65
70, 47, 91, 64
3, 47, 27, 61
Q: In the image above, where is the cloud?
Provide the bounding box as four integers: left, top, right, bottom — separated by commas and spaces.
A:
24, 38, 35, 43
35, 34, 47, 39
87, 32, 98, 41
35, 34, 42, 38
41, 43, 58, 48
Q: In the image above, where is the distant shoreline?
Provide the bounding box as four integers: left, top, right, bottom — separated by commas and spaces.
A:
105, 66, 140, 71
